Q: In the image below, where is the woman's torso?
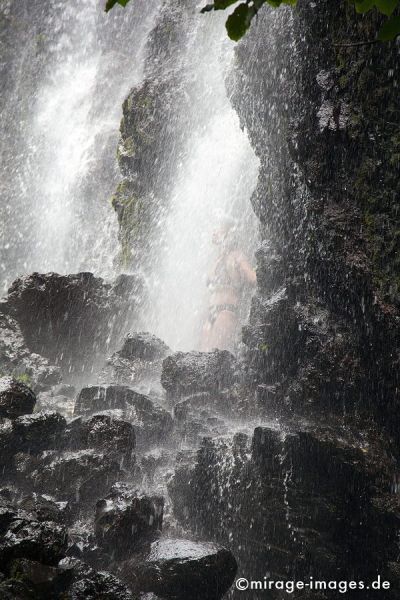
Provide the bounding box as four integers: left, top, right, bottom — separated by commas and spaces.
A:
207, 251, 241, 307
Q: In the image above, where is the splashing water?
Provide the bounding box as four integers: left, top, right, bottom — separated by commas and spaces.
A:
143, 12, 259, 351
1, 0, 258, 354
0, 0, 159, 291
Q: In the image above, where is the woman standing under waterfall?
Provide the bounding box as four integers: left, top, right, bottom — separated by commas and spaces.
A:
200, 218, 256, 352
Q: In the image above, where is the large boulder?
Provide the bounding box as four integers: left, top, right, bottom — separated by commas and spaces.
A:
13, 411, 66, 454
18, 493, 71, 525
26, 449, 124, 504
0, 556, 134, 599
35, 383, 75, 416
63, 414, 135, 468
0, 313, 61, 393
118, 332, 170, 363
6, 558, 71, 598
0, 508, 68, 569
58, 557, 134, 600
95, 483, 164, 559
117, 538, 237, 600
74, 386, 172, 447
106, 332, 170, 389
0, 272, 142, 376
168, 424, 400, 594
161, 351, 237, 402
0, 377, 36, 419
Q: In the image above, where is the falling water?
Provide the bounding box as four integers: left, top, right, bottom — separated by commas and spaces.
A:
1, 0, 259, 352
143, 11, 259, 351
0, 0, 159, 292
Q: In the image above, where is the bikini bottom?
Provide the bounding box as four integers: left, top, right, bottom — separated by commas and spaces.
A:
208, 304, 238, 326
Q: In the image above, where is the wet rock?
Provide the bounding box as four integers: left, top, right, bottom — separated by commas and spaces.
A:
64, 414, 135, 467
119, 332, 170, 362
36, 385, 75, 415
13, 452, 38, 483
2, 555, 134, 599
0, 578, 34, 599
317, 98, 350, 132
18, 493, 71, 525
0, 377, 36, 419
59, 557, 134, 600
118, 538, 237, 600
95, 483, 164, 559
28, 449, 124, 504
74, 386, 172, 446
74, 386, 133, 416
8, 558, 70, 597
169, 424, 400, 592
0, 418, 17, 469
0, 512, 68, 568
0, 313, 62, 393
13, 411, 66, 454
106, 332, 170, 388
85, 414, 135, 466
1, 272, 141, 376
161, 350, 236, 402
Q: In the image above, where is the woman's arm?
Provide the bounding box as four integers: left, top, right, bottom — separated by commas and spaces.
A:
235, 252, 257, 286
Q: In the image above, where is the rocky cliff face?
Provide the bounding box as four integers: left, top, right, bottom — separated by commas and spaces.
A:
112, 0, 196, 270
230, 1, 400, 431
165, 1, 400, 597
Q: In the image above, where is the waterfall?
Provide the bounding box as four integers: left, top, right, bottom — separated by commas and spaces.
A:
142, 10, 259, 351
0, 0, 159, 292
1, 0, 258, 353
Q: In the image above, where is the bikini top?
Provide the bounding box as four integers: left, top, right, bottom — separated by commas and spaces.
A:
207, 253, 242, 292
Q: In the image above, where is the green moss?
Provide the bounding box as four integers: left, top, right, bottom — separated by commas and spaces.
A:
332, 8, 400, 305
0, 372, 32, 385
111, 178, 151, 270
16, 372, 32, 385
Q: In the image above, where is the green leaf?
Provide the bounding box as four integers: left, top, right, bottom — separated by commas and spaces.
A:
225, 2, 256, 41
378, 14, 400, 39
267, 0, 283, 6
375, 0, 398, 15
105, 0, 131, 13
354, 0, 375, 13
214, 0, 240, 9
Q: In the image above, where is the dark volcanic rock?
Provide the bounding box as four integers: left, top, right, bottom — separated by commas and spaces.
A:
28, 449, 124, 504
95, 483, 164, 559
0, 313, 62, 393
8, 558, 71, 598
119, 332, 170, 362
13, 411, 66, 454
0, 556, 134, 600
36, 386, 75, 415
74, 386, 135, 416
117, 538, 237, 600
74, 386, 172, 446
169, 424, 400, 598
83, 414, 135, 467
0, 377, 36, 419
0, 418, 17, 469
0, 511, 67, 568
18, 493, 71, 525
161, 350, 236, 402
0, 272, 141, 375
106, 332, 171, 388
59, 557, 134, 600
63, 414, 135, 468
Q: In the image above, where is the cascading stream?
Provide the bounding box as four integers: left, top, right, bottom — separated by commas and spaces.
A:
142, 9, 259, 351
0, 0, 159, 292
